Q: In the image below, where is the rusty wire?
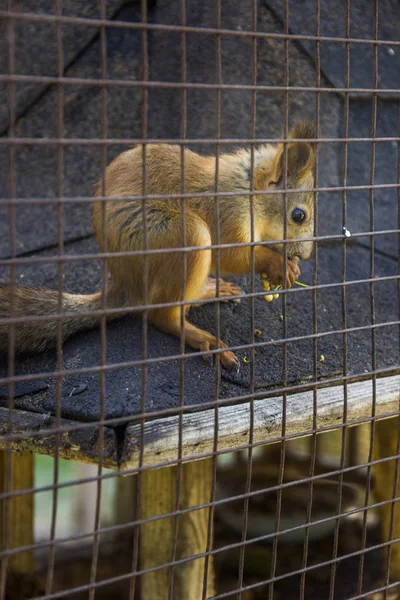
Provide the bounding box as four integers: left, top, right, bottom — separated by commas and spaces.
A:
0, 1, 399, 599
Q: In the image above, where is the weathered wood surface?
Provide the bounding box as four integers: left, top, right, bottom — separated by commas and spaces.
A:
0, 407, 118, 468
122, 375, 400, 470
0, 376, 398, 470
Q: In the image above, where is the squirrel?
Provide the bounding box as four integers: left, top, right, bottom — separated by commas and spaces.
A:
0, 122, 316, 370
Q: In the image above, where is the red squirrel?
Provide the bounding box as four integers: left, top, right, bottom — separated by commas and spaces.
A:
0, 122, 316, 369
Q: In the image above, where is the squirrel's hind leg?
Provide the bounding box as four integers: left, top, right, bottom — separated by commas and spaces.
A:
147, 215, 240, 371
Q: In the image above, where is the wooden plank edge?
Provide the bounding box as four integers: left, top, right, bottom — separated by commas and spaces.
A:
0, 407, 118, 468
121, 374, 400, 470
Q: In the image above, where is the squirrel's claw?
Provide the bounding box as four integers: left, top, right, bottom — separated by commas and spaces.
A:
224, 353, 240, 372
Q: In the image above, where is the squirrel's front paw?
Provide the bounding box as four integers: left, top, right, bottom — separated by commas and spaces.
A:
264, 255, 300, 288
287, 257, 301, 287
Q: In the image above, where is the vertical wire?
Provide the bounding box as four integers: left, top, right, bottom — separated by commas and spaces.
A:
45, 0, 64, 592
202, 0, 222, 596
368, 2, 399, 596
168, 0, 187, 596
398, 101, 400, 409
269, 1, 289, 597
236, 0, 258, 596
299, 0, 321, 596
328, 1, 351, 599
129, 1, 149, 596
385, 89, 400, 600
0, 4, 16, 598
88, 2, 108, 598
355, 1, 379, 596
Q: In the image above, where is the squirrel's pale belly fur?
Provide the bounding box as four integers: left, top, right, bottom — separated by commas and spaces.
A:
0, 122, 316, 369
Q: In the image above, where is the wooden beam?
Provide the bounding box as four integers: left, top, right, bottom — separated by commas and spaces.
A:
121, 375, 400, 470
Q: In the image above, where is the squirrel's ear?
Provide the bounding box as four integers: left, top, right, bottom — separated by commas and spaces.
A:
254, 156, 281, 190
254, 122, 316, 189
283, 121, 316, 182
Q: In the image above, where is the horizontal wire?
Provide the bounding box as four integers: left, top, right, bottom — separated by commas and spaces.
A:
1, 184, 399, 212
1, 9, 400, 48
1, 72, 400, 94
0, 136, 399, 147
0, 278, 398, 326
1, 232, 399, 265
24, 533, 400, 600
1, 484, 399, 564
1, 317, 399, 387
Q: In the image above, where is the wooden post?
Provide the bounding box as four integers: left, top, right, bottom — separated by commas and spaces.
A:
115, 475, 137, 528
140, 458, 215, 599
373, 417, 400, 585
0, 450, 35, 596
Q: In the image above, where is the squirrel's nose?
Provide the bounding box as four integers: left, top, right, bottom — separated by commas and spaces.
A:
299, 243, 314, 261
288, 242, 313, 262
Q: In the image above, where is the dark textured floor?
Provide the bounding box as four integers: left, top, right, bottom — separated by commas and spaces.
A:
0, 1, 398, 428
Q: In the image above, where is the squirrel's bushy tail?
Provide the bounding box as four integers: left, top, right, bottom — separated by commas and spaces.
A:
0, 283, 124, 354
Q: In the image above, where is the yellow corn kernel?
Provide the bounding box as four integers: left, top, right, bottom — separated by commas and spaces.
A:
243, 356, 250, 364
261, 280, 271, 292
254, 329, 262, 337
264, 294, 274, 302
320, 354, 325, 362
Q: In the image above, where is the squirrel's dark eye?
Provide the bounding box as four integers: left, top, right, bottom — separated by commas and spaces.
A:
292, 207, 306, 224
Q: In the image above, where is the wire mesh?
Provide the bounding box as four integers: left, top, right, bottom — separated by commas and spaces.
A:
0, 0, 399, 599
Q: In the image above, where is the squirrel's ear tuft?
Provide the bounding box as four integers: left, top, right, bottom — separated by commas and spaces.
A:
278, 121, 316, 182
289, 121, 316, 143
254, 121, 317, 189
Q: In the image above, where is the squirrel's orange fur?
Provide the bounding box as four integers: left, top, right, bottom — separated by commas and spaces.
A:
0, 122, 316, 369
